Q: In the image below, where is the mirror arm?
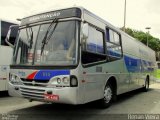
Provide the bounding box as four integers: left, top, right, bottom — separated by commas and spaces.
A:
5, 25, 19, 48
5, 38, 14, 48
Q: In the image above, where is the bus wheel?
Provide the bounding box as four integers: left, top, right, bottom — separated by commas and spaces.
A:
143, 77, 149, 92
99, 82, 113, 108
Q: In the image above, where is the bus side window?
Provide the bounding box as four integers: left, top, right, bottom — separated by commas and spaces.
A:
106, 28, 122, 61
106, 28, 110, 41
82, 25, 106, 65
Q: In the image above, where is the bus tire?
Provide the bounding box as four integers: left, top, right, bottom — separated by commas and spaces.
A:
143, 77, 149, 92
99, 82, 114, 108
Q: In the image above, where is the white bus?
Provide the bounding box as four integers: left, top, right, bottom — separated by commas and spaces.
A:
0, 19, 17, 91
7, 7, 156, 107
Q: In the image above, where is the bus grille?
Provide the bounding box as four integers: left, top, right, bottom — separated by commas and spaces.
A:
21, 78, 49, 87
20, 87, 45, 100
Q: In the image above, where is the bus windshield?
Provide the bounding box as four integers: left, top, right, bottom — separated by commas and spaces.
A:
13, 20, 78, 66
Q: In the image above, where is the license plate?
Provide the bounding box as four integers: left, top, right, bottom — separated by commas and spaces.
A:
44, 94, 59, 101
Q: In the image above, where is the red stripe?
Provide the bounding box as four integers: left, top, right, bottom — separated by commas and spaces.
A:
27, 71, 38, 80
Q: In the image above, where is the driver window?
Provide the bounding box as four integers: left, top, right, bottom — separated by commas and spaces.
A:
82, 25, 106, 65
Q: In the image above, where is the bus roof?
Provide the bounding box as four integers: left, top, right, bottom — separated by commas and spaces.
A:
22, 6, 84, 19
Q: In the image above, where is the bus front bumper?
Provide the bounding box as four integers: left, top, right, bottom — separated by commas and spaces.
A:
8, 83, 79, 105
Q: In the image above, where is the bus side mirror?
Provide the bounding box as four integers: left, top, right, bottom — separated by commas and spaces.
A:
5, 25, 19, 48
81, 23, 89, 50
82, 23, 89, 40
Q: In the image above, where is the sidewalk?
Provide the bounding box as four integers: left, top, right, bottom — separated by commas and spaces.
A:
156, 79, 160, 83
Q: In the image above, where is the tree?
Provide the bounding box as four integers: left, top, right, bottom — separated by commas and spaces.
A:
121, 27, 160, 52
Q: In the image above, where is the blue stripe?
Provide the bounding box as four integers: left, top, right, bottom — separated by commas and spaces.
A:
124, 55, 154, 72
108, 50, 121, 58
124, 55, 141, 72
34, 70, 70, 80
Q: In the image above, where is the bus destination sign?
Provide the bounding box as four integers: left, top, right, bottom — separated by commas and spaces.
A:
21, 8, 81, 26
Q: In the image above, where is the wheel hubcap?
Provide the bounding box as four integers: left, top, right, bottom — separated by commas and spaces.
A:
104, 86, 112, 103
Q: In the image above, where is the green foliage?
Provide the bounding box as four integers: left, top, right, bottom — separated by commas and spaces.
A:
120, 27, 160, 51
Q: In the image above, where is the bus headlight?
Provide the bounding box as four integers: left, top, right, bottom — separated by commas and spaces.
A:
57, 78, 61, 84
9, 74, 22, 85
70, 76, 78, 87
10, 74, 16, 82
63, 77, 69, 84
49, 76, 78, 87
49, 76, 70, 86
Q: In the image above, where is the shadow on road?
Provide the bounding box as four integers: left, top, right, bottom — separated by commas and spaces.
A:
116, 88, 151, 103
0, 91, 9, 97
7, 88, 155, 120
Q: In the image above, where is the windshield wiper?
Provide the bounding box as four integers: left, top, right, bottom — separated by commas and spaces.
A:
29, 27, 33, 48
41, 18, 58, 55
25, 25, 33, 49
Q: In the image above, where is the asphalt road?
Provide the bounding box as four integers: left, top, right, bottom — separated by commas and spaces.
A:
0, 83, 160, 120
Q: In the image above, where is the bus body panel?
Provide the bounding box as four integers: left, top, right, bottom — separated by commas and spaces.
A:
0, 46, 13, 91
82, 8, 155, 85
0, 20, 17, 91
81, 59, 130, 103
